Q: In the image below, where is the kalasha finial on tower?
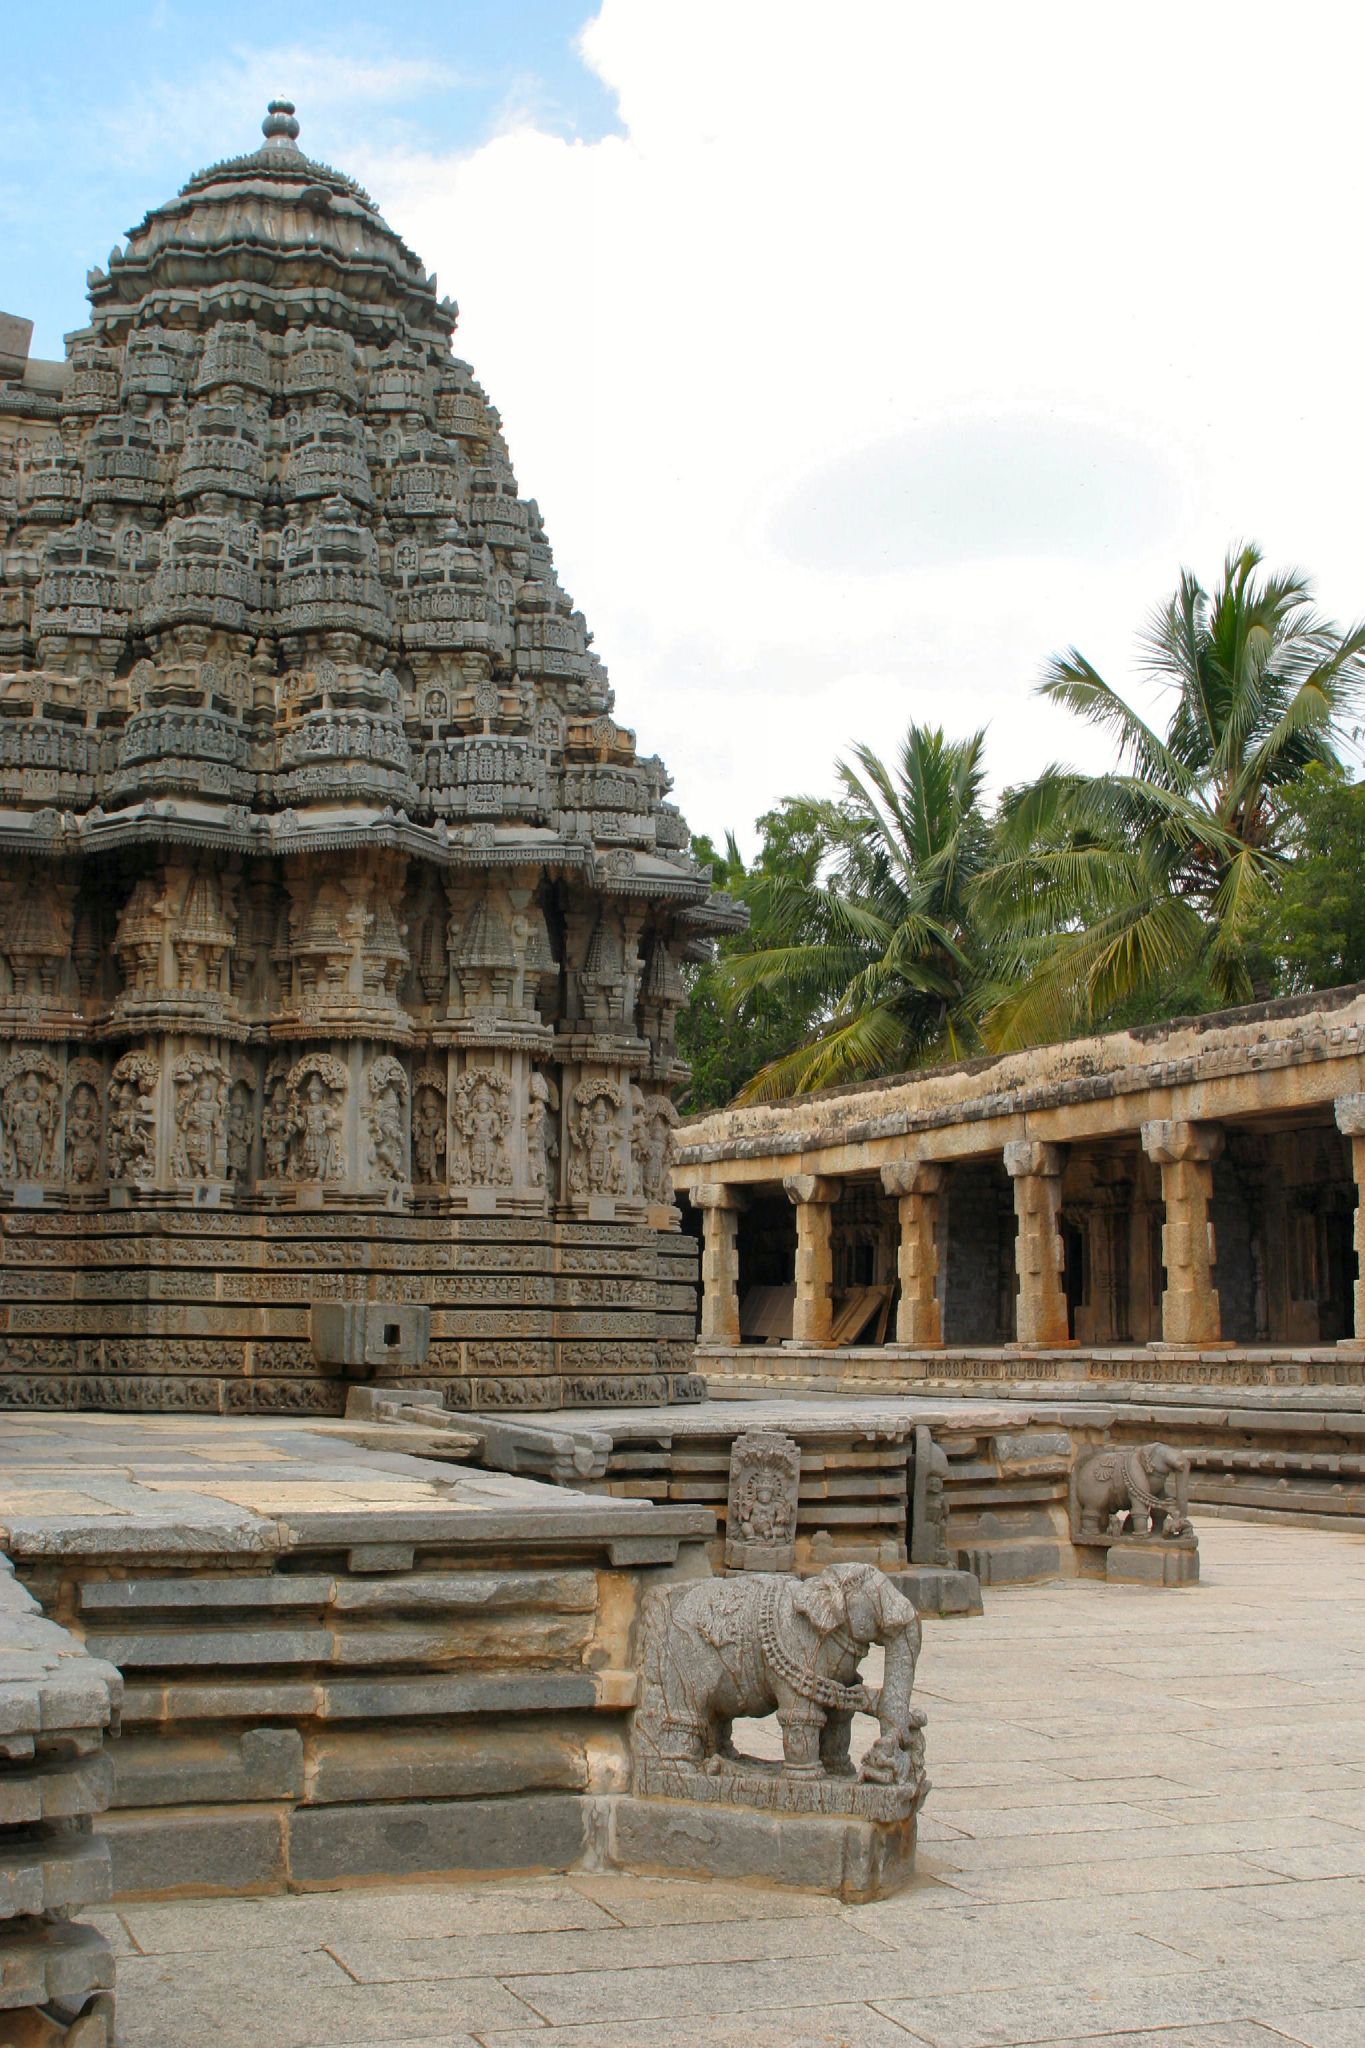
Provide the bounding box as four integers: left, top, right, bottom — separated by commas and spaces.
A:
262, 99, 301, 147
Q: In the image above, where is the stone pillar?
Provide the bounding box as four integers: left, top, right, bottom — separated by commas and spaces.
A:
1140, 1119, 1225, 1346
690, 1183, 747, 1345
1002, 1140, 1071, 1348
1333, 1094, 1365, 1344
782, 1174, 840, 1347
881, 1160, 945, 1346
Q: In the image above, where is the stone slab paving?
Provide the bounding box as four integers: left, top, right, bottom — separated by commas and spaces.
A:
101, 1520, 1365, 2048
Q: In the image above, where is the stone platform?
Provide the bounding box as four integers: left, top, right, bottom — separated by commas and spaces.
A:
0, 1412, 714, 1900
96, 1518, 1365, 2048
699, 1364, 1365, 1533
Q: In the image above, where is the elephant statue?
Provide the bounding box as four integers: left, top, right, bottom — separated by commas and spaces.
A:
634, 1560, 925, 1788
1073, 1442, 1192, 1541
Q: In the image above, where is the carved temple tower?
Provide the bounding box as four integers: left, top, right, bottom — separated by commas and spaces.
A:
0, 103, 738, 1413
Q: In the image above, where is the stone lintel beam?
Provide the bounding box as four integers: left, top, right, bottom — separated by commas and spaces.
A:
782, 1174, 840, 1207
880, 1159, 945, 1200
1139, 1120, 1224, 1346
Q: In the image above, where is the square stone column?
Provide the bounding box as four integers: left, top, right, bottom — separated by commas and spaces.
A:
1140, 1119, 1225, 1346
690, 1183, 748, 1345
1334, 1094, 1365, 1344
782, 1174, 840, 1346
1002, 1140, 1072, 1348
881, 1160, 945, 1346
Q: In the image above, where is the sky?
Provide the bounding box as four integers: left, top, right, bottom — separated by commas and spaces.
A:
4, 0, 1364, 854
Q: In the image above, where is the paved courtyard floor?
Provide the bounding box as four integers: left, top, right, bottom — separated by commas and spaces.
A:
96, 1520, 1365, 2048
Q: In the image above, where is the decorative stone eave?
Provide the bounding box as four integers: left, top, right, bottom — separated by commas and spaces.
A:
673, 983, 1365, 1173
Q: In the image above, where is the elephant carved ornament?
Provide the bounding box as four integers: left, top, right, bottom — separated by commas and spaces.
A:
1073, 1442, 1192, 1541
634, 1560, 926, 1788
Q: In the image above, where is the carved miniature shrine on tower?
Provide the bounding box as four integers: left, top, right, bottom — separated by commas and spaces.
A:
0, 103, 740, 1414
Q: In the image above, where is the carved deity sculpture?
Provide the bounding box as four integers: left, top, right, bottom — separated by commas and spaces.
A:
411, 1073, 447, 1185
261, 1068, 291, 1180
365, 1055, 408, 1183
568, 1079, 624, 1196
450, 1068, 512, 1187
226, 1079, 253, 1181
107, 1052, 158, 1184
284, 1055, 346, 1183
171, 1055, 229, 1179
0, 1054, 60, 1181
725, 1431, 801, 1572
64, 1061, 104, 1185
634, 1562, 928, 1799
632, 1089, 678, 1204
526, 1069, 558, 1192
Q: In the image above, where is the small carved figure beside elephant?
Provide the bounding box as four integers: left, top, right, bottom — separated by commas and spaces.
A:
634, 1560, 927, 1798
1072, 1442, 1193, 1542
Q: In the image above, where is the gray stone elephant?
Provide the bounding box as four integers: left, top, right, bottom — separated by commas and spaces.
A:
635, 1560, 924, 1784
1073, 1442, 1192, 1540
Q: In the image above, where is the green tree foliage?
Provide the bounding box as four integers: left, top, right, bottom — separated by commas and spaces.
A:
714, 725, 1000, 1101
675, 801, 832, 1110
977, 546, 1365, 1046
1244, 767, 1365, 995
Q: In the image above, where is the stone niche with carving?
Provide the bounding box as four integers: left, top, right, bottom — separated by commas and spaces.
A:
0, 102, 743, 1414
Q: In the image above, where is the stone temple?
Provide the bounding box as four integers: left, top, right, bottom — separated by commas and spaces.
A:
0, 100, 740, 1417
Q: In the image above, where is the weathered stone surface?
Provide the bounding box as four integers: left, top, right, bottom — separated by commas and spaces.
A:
605, 1793, 918, 1903
102, 1807, 287, 1897
286, 1792, 587, 1884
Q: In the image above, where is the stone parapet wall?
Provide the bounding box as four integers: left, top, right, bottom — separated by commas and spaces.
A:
700, 1348, 1365, 1531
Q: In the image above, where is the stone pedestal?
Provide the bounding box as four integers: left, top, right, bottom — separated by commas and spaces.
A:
601, 1789, 919, 1903
783, 1175, 839, 1347
1003, 1140, 1072, 1348
692, 1183, 747, 1346
881, 1160, 944, 1347
1105, 1538, 1200, 1586
886, 1565, 984, 1617
1141, 1120, 1226, 1346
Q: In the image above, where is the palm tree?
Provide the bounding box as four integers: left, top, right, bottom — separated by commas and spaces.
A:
978, 545, 1365, 1047
718, 724, 997, 1100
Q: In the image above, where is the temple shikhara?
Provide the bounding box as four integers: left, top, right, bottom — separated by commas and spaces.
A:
0, 101, 739, 1415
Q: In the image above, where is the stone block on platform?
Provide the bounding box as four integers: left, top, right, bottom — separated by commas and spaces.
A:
886, 1566, 983, 1618
1105, 1536, 1200, 1585
603, 1790, 919, 1903
311, 1303, 431, 1375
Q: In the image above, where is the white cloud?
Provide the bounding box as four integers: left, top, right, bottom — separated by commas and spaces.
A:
348, 0, 1365, 851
